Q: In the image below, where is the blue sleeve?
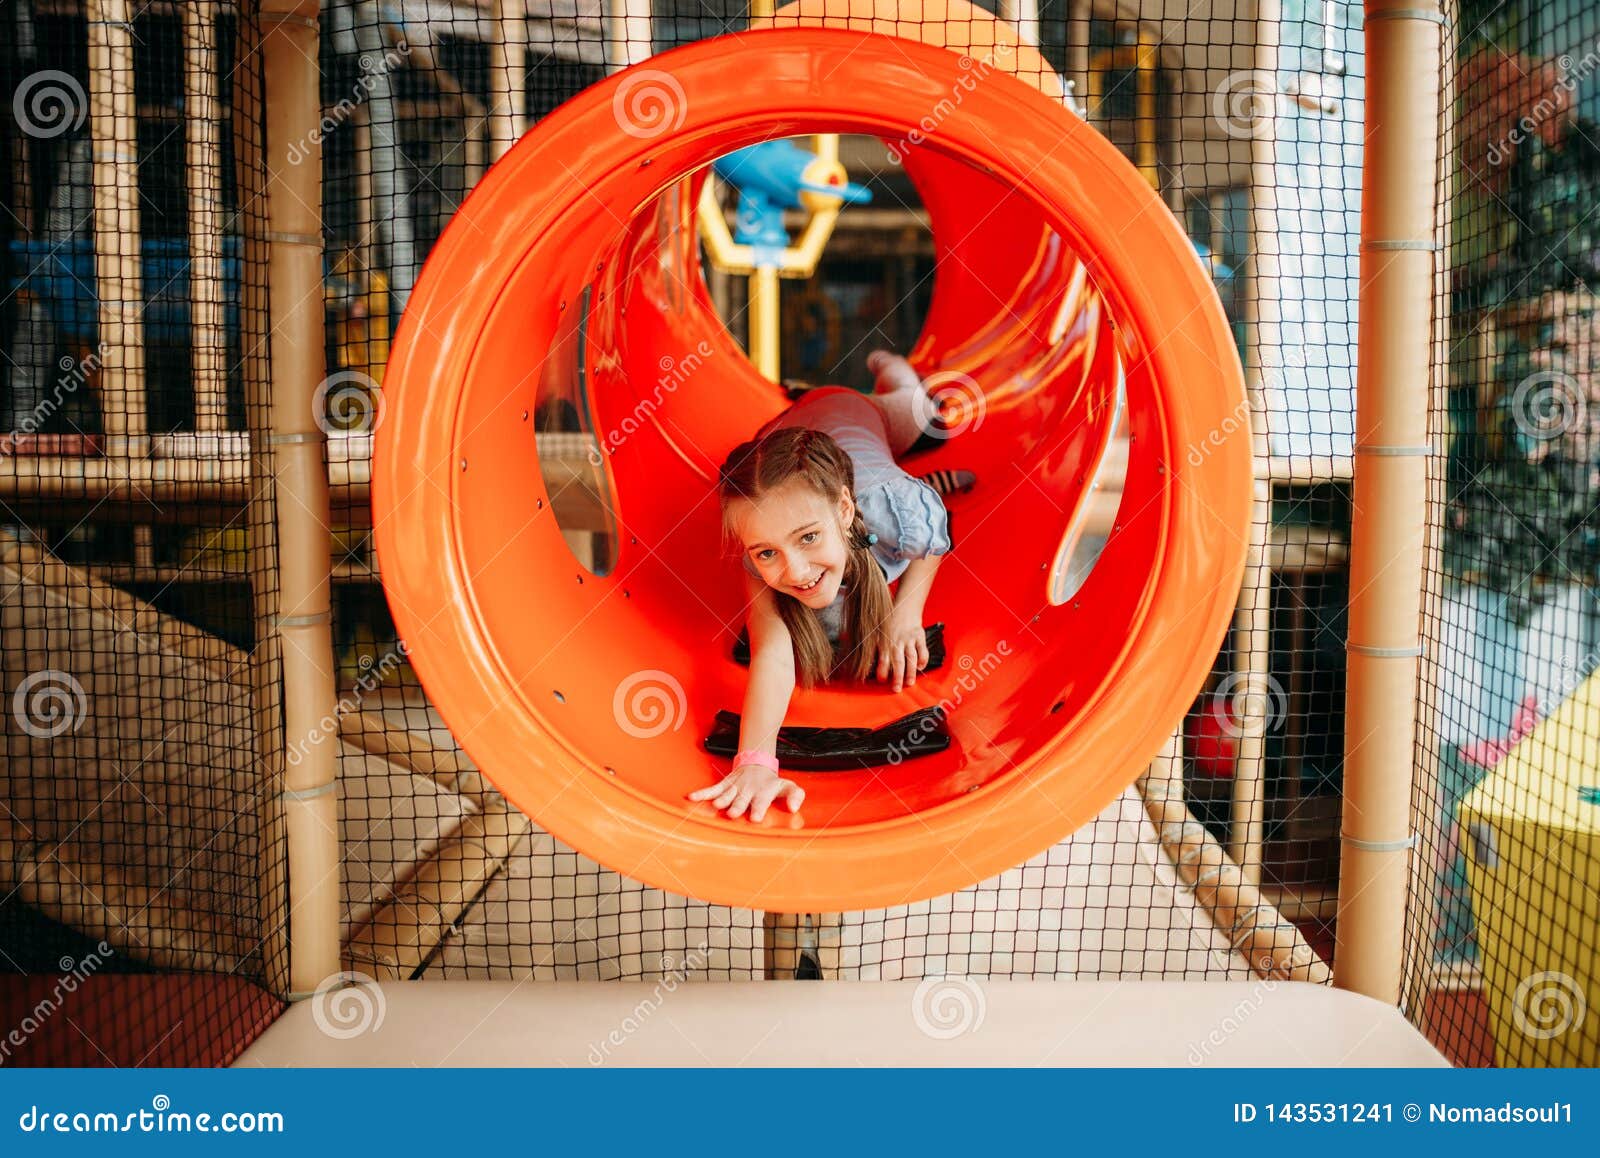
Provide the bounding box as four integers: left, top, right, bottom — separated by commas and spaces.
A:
859, 476, 953, 565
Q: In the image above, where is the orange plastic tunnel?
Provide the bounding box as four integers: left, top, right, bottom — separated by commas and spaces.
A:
371, 25, 1252, 912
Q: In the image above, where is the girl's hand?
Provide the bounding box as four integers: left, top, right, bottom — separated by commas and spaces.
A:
877, 607, 930, 692
687, 763, 805, 822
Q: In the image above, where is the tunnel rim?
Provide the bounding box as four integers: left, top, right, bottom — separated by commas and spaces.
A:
372, 28, 1252, 911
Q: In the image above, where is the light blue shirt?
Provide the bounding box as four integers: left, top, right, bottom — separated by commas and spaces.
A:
740, 388, 952, 641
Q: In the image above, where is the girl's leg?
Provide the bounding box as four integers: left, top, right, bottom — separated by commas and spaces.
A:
918, 467, 977, 497
867, 349, 922, 394
865, 350, 940, 457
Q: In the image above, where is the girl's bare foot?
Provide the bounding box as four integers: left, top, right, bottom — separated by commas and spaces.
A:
867, 349, 923, 395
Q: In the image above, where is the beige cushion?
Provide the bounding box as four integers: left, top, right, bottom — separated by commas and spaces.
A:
236, 978, 1448, 1067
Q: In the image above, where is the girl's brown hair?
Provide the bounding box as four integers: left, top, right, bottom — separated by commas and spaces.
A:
719, 427, 894, 688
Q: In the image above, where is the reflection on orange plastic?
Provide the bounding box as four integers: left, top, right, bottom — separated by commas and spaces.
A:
371, 28, 1251, 912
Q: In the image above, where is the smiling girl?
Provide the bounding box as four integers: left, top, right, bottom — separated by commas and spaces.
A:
688, 351, 957, 822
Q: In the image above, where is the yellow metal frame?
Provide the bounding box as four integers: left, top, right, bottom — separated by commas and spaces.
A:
696, 134, 850, 380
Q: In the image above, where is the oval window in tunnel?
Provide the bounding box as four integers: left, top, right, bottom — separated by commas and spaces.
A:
1050, 364, 1131, 606
534, 284, 620, 577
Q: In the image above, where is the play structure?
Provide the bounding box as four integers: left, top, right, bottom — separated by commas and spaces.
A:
5, 0, 1599, 1069
701, 137, 873, 380
372, 21, 1252, 914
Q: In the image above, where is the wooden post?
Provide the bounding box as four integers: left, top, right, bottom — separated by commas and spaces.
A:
345, 804, 533, 979
346, 0, 416, 311
998, 0, 1040, 47
489, 0, 527, 160
185, 0, 229, 432
464, 107, 487, 190
1226, 0, 1281, 887
260, 0, 342, 1000
86, 0, 146, 458
352, 103, 373, 278
1165, 82, 1187, 214
1065, 0, 1090, 117
1141, 733, 1332, 983
1335, 0, 1444, 1006
604, 0, 654, 72
763, 912, 842, 979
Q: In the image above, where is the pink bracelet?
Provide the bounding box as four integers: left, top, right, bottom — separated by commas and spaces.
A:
732, 749, 780, 773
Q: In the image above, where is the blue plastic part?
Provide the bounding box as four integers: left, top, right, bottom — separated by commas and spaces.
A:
712, 140, 872, 250
7, 238, 245, 345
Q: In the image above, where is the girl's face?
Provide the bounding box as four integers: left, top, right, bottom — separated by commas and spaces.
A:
730, 477, 854, 610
